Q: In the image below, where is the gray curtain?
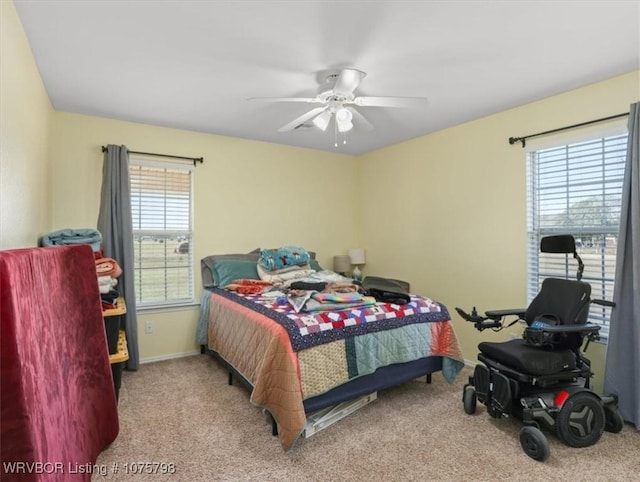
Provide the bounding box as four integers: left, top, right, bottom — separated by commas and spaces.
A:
604, 102, 639, 428
97, 145, 139, 370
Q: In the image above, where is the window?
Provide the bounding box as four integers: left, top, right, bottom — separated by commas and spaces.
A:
130, 159, 194, 307
526, 133, 627, 337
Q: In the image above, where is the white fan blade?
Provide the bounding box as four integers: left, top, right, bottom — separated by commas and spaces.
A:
348, 107, 374, 131
248, 96, 321, 103
352, 96, 428, 108
278, 107, 329, 132
333, 69, 366, 95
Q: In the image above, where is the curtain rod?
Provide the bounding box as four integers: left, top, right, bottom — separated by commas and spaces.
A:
101, 146, 204, 165
508, 112, 629, 148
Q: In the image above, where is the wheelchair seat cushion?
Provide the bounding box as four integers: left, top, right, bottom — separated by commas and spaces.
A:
478, 339, 576, 376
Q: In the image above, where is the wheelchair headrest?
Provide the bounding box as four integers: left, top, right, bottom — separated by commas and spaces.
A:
541, 235, 576, 254
540, 235, 584, 281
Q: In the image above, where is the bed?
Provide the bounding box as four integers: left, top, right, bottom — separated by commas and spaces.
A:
196, 248, 464, 451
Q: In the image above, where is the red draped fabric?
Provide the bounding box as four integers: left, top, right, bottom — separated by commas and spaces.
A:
1, 245, 118, 481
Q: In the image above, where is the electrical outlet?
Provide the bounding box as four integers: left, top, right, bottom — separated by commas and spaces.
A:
145, 320, 153, 335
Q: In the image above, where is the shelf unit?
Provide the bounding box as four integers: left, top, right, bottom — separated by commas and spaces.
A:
103, 297, 128, 400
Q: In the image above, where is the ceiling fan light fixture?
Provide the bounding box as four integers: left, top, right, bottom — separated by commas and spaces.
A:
337, 120, 353, 133
336, 107, 353, 132
312, 110, 332, 131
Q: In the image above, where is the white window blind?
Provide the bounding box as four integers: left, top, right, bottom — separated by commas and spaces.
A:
526, 134, 627, 337
130, 159, 194, 307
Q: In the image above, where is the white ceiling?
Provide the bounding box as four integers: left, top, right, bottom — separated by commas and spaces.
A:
14, 0, 640, 156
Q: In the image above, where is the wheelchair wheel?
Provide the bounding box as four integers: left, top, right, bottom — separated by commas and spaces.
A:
556, 391, 605, 448
604, 404, 624, 433
519, 426, 549, 462
463, 386, 477, 414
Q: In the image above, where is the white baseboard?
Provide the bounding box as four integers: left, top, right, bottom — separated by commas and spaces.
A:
464, 358, 478, 368
140, 350, 200, 364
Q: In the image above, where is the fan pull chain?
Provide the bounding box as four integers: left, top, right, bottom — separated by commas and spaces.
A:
334, 120, 338, 147
343, 132, 347, 145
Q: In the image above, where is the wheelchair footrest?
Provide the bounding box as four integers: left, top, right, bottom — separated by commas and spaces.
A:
491, 372, 512, 415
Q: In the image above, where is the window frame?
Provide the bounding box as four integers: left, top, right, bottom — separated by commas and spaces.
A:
525, 127, 628, 340
129, 157, 195, 310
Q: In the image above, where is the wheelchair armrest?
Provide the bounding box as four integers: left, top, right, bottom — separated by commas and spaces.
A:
524, 323, 601, 349
530, 323, 601, 334
592, 298, 616, 308
484, 309, 526, 320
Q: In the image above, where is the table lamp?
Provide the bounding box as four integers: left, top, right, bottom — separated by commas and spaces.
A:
333, 255, 351, 276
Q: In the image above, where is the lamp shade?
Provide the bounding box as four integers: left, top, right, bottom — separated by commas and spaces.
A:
333, 255, 351, 274
312, 110, 332, 131
348, 248, 365, 265
336, 108, 354, 133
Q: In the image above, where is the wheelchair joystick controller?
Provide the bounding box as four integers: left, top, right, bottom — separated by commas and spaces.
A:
455, 306, 503, 331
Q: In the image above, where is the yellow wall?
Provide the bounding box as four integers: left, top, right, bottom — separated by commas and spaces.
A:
49, 112, 359, 360
0, 0, 53, 248
359, 71, 639, 393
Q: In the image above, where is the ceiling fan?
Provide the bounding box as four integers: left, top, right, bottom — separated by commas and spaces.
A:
248, 68, 428, 143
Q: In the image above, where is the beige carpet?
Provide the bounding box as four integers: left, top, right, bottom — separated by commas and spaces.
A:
95, 355, 640, 481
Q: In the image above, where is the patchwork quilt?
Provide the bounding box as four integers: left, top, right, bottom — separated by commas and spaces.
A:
212, 289, 452, 351
205, 288, 463, 451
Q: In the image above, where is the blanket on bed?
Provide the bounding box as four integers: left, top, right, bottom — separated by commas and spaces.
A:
205, 289, 464, 451
211, 288, 451, 351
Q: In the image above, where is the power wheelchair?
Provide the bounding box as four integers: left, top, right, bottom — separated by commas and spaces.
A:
456, 235, 623, 461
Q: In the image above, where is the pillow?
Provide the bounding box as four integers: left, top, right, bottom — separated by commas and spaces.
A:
259, 246, 310, 271
201, 253, 259, 288
213, 259, 260, 288
257, 263, 315, 283
309, 258, 323, 272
